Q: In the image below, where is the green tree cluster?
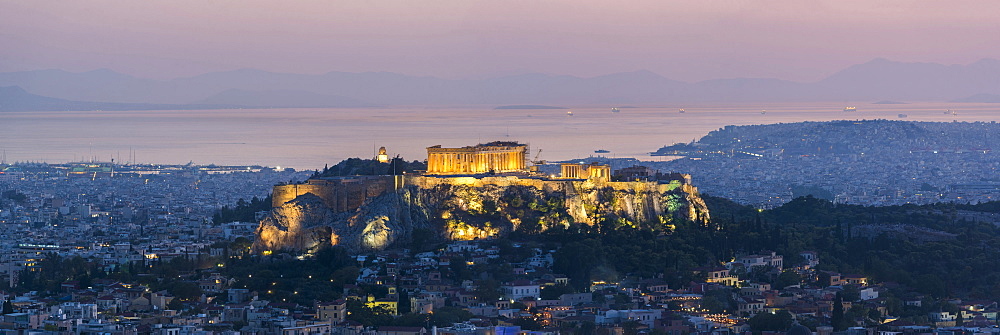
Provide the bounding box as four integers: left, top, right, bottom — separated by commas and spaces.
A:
316, 157, 426, 177
213, 195, 272, 224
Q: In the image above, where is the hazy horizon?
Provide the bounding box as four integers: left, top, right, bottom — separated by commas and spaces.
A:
3, 1, 1000, 82
5, 57, 1000, 83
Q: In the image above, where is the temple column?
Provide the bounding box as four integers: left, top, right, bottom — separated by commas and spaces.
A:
460, 153, 466, 173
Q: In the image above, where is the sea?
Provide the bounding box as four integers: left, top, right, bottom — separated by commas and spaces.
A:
3, 102, 1000, 170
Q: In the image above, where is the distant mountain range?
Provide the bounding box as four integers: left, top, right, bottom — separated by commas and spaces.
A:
197, 89, 374, 108
3, 58, 1000, 111
0, 86, 234, 112
494, 105, 568, 110
951, 93, 1000, 103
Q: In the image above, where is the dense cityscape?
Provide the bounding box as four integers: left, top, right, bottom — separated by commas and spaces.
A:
5, 2, 1000, 335
3, 127, 1000, 335
647, 120, 1000, 208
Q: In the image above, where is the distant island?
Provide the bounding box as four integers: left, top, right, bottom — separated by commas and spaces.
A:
494, 105, 568, 110
872, 100, 907, 104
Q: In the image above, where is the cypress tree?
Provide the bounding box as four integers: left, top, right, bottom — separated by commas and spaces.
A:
832, 292, 845, 331
2, 300, 13, 315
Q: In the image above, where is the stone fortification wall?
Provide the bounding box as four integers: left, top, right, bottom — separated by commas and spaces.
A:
272, 183, 331, 208
272, 176, 396, 213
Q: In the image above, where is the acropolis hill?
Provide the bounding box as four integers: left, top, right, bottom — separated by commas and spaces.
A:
254, 142, 710, 253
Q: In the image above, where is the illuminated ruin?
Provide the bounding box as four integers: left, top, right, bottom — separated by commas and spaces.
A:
425, 141, 527, 175
255, 141, 710, 253
560, 162, 611, 180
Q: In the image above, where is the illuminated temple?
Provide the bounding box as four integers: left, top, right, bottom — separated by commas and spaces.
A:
425, 141, 527, 175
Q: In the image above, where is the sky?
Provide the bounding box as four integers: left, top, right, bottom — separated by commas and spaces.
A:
2, 0, 1000, 82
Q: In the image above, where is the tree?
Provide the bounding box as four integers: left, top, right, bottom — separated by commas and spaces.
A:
449, 256, 472, 281
430, 306, 474, 327
510, 317, 542, 330
1, 190, 27, 203
167, 298, 184, 311
345, 299, 394, 327
552, 239, 605, 291
540, 284, 574, 300
623, 320, 641, 335
397, 289, 411, 314
840, 285, 860, 302
167, 282, 203, 301
230, 237, 253, 257
774, 271, 801, 290
748, 310, 793, 332
475, 280, 501, 302
701, 288, 734, 313
832, 293, 847, 331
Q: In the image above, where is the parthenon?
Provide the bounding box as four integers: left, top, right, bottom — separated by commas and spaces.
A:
425, 141, 527, 175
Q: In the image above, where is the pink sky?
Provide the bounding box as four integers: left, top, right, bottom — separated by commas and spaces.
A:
2, 0, 999, 81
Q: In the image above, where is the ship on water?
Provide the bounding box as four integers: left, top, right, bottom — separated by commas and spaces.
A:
678, 108, 686, 113
567, 110, 574, 116
844, 107, 857, 112
611, 107, 620, 113
594, 149, 610, 154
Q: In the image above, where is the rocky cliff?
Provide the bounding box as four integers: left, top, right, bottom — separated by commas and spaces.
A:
254, 176, 710, 253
